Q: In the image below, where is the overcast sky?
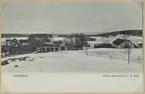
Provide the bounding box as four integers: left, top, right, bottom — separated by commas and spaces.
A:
1, 2, 142, 34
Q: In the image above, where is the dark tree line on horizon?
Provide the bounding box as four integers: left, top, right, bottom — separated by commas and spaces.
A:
1, 29, 142, 38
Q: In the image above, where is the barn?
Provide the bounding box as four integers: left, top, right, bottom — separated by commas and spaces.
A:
112, 38, 135, 48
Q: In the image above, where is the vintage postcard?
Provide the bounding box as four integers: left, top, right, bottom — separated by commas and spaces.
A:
0, 0, 144, 93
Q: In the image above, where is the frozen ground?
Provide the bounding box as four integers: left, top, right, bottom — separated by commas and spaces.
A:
2, 49, 143, 73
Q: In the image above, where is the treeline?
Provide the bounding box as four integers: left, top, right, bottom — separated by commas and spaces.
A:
1, 29, 143, 38
1, 34, 30, 38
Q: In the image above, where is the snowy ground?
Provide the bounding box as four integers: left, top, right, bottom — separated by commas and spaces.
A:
78, 48, 142, 63
2, 49, 142, 73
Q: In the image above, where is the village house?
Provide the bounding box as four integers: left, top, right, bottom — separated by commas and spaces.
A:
35, 43, 66, 53
1, 34, 68, 56
5, 38, 19, 47
6, 39, 12, 46
87, 37, 96, 41
19, 39, 30, 46
112, 38, 136, 48
1, 45, 9, 57
28, 34, 52, 45
28, 34, 67, 53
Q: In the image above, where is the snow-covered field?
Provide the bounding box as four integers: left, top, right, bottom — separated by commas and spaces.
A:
78, 48, 142, 63
2, 49, 142, 73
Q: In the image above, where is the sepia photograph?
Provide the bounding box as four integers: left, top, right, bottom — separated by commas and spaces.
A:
0, 1, 144, 93
1, 1, 143, 73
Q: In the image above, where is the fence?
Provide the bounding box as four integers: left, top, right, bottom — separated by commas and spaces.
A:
77, 49, 141, 63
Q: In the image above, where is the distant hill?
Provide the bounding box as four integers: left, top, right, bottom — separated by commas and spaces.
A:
1, 30, 143, 38
86, 30, 142, 37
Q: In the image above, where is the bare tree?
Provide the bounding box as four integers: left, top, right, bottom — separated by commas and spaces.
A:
127, 46, 131, 64
123, 33, 132, 64
85, 46, 88, 57
71, 33, 88, 57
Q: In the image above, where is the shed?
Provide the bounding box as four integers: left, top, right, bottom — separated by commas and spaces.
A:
112, 38, 135, 48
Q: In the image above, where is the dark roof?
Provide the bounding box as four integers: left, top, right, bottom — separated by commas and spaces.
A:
112, 38, 131, 45
36, 44, 60, 47
19, 40, 29, 42
6, 39, 11, 41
